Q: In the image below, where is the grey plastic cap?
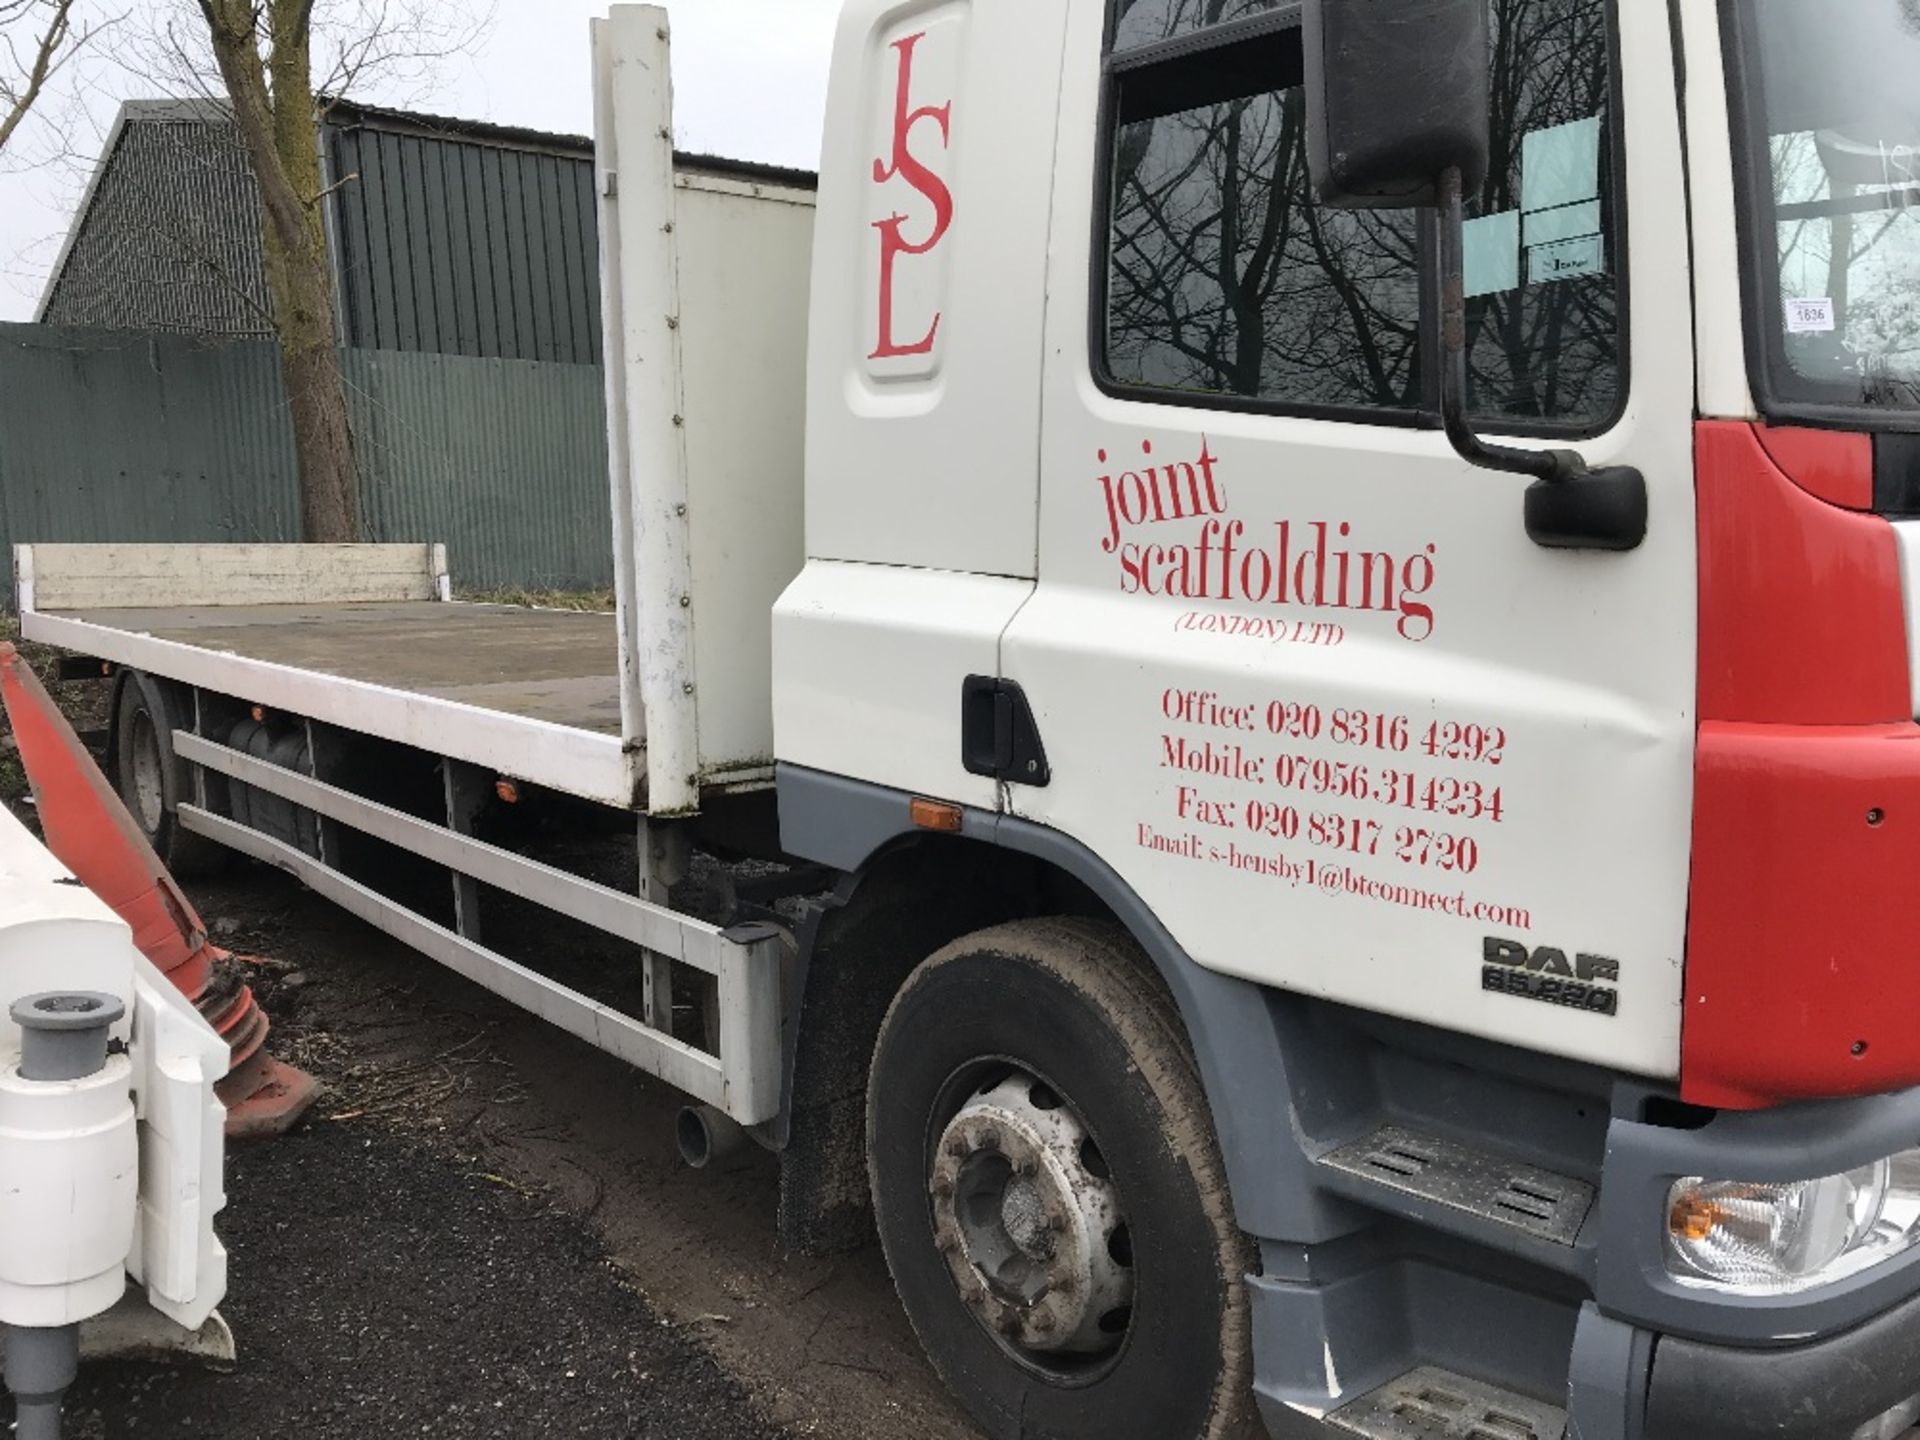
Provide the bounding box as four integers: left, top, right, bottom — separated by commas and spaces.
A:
10, 992, 126, 1082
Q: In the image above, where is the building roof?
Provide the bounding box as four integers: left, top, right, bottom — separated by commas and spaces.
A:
323, 96, 819, 192
34, 99, 269, 331
37, 95, 818, 324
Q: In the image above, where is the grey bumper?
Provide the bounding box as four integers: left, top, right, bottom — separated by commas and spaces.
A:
1641, 1290, 1920, 1440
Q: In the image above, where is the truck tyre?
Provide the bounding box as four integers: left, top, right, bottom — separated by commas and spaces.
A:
114, 672, 225, 880
868, 917, 1258, 1440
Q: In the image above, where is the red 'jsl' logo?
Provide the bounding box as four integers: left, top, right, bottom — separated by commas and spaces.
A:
870, 32, 953, 361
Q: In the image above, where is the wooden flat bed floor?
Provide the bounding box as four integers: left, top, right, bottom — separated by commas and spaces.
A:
56, 601, 623, 733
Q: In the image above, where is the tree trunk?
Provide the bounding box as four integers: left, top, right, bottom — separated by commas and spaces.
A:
268, 232, 358, 541
199, 0, 361, 543
264, 0, 357, 542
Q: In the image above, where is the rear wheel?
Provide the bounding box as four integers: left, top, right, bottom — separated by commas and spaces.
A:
868, 917, 1258, 1440
114, 672, 225, 879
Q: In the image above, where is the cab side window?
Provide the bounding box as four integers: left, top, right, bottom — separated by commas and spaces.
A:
1465, 0, 1619, 428
1105, 28, 1424, 414
1099, 0, 1623, 432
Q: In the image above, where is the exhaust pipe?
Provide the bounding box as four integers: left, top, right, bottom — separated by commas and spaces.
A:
676, 1104, 750, 1170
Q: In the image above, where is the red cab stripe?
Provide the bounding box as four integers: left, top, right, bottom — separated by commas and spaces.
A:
1695, 421, 1908, 727
1754, 423, 1875, 511
1684, 423, 1920, 1109
1685, 722, 1920, 1109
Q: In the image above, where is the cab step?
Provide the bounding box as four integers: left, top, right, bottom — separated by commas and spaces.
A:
1318, 1125, 1594, 1246
1328, 1366, 1566, 1439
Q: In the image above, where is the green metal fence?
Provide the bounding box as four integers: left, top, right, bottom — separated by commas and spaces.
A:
0, 324, 614, 600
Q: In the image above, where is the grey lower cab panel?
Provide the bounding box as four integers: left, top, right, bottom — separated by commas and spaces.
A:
1328, 1366, 1567, 1439
1319, 1125, 1595, 1247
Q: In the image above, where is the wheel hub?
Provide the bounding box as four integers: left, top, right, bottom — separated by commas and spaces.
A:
128, 711, 166, 833
929, 1073, 1134, 1358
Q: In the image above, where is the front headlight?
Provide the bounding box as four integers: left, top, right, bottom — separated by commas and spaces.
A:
1667, 1149, 1920, 1295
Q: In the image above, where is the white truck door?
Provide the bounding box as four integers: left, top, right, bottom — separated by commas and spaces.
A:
1002, 0, 1699, 1078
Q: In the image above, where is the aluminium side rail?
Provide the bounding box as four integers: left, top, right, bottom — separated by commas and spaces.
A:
173, 731, 784, 1126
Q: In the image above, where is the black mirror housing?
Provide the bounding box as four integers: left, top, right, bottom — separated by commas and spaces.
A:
1302, 0, 1493, 208
1304, 3, 1643, 554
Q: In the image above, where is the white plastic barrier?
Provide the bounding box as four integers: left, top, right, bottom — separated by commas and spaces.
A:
0, 802, 228, 1395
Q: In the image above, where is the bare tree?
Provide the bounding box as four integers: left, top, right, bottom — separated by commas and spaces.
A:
120, 0, 489, 543
0, 0, 92, 156
188, 0, 356, 541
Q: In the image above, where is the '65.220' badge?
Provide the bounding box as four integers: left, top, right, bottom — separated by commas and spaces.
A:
1481, 936, 1620, 1018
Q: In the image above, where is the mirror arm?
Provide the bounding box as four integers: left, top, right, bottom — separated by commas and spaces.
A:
1433, 167, 1648, 552
1435, 169, 1579, 483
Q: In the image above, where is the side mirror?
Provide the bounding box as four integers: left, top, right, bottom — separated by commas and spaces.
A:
1302, 0, 1491, 208
1301, 0, 1646, 553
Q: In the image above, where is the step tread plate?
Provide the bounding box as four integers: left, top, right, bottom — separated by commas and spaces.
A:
1328, 1365, 1566, 1440
1318, 1124, 1595, 1246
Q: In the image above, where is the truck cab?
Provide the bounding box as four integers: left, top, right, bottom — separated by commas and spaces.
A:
774, 1, 1920, 1436
23, 2, 1920, 1435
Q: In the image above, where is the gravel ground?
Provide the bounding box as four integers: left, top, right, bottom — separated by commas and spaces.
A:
0, 857, 976, 1440
50, 1117, 792, 1440
0, 659, 976, 1440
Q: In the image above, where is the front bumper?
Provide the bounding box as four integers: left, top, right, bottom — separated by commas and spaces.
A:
1642, 1291, 1920, 1439
1250, 1081, 1920, 1440
1580, 1084, 1920, 1438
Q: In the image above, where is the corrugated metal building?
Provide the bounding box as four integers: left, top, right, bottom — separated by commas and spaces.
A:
37, 97, 813, 364
0, 324, 617, 593
39, 98, 605, 361
19, 96, 814, 596
35, 101, 270, 336
327, 107, 602, 363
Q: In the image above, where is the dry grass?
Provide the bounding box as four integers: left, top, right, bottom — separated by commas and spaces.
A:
457, 587, 616, 613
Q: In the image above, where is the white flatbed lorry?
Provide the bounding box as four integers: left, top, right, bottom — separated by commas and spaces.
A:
20, 2, 1920, 1437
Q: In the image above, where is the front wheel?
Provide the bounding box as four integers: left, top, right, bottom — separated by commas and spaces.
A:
867, 917, 1259, 1440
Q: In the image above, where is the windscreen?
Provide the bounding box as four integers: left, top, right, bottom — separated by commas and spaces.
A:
1733, 0, 1920, 414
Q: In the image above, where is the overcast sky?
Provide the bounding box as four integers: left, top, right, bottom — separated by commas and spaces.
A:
0, 0, 841, 321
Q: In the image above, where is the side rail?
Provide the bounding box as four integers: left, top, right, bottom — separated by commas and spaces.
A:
172, 731, 784, 1126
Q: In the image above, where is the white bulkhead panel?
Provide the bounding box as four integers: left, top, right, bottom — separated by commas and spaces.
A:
674, 170, 816, 787
597, 6, 817, 808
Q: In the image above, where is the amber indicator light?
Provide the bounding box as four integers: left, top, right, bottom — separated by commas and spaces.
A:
911, 798, 963, 833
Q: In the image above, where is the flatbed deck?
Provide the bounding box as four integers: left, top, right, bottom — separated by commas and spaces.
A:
19, 560, 642, 809
57, 601, 624, 734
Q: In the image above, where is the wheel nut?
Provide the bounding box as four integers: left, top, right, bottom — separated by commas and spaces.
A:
930, 1175, 955, 1199
996, 1310, 1023, 1337
1014, 1158, 1037, 1178
946, 1136, 970, 1158
1032, 1311, 1056, 1334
